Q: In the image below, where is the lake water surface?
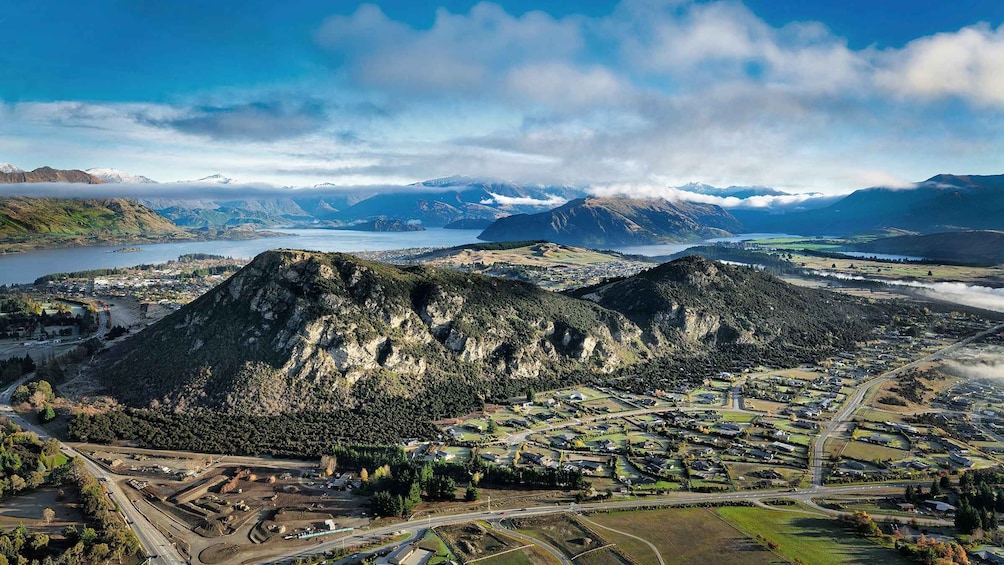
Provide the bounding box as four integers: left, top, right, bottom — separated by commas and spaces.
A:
0, 230, 911, 286
0, 228, 484, 285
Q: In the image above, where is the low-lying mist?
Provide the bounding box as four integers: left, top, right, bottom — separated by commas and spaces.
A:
943, 356, 1004, 380
811, 271, 1004, 313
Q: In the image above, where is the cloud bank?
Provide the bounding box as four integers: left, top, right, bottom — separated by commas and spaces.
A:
3, 2, 1004, 193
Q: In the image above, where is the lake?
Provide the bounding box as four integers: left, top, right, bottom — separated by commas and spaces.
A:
0, 230, 816, 286
837, 251, 924, 262
0, 228, 485, 285
610, 233, 807, 256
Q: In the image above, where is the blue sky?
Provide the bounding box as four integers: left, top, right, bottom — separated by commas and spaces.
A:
2, 0, 1004, 193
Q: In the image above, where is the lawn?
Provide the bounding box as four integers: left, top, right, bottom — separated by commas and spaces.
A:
420, 529, 457, 565
716, 507, 913, 565
586, 507, 773, 565
840, 440, 910, 463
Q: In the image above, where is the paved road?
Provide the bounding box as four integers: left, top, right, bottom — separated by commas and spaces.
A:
0, 377, 188, 565
810, 322, 1004, 486
273, 480, 949, 565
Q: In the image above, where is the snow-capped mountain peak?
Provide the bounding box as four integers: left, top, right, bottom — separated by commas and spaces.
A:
0, 163, 24, 174
85, 167, 157, 184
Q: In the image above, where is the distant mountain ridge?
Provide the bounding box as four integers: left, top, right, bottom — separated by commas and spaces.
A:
86, 168, 158, 184
0, 166, 103, 184
478, 196, 742, 246
739, 173, 1004, 235
112, 176, 580, 228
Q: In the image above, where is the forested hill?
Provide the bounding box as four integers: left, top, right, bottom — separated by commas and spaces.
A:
94, 251, 877, 432
0, 197, 187, 239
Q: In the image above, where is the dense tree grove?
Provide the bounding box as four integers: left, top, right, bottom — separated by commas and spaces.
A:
0, 355, 35, 386
68, 407, 441, 456
355, 456, 584, 518
953, 468, 1004, 534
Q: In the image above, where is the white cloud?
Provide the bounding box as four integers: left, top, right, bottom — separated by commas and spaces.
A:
480, 192, 568, 208
504, 63, 627, 108
611, 1, 867, 94
585, 182, 834, 209
876, 24, 1004, 106
316, 3, 583, 93
6, 1, 1004, 194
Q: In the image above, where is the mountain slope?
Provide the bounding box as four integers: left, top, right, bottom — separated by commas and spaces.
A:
98, 249, 645, 415
568, 256, 868, 353
0, 197, 187, 238
96, 251, 873, 421
740, 174, 1004, 235
85, 168, 158, 184
854, 230, 1004, 265
0, 166, 104, 184
478, 197, 742, 246
333, 178, 581, 226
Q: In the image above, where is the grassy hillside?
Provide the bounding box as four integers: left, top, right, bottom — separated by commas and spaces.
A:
0, 197, 189, 245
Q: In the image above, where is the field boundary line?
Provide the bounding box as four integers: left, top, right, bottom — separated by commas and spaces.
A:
464, 544, 532, 563
570, 543, 614, 560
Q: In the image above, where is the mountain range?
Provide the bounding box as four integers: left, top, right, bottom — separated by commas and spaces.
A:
737, 174, 1004, 236
3, 163, 1004, 246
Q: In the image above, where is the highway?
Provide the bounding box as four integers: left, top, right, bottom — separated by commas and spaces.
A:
0, 377, 188, 565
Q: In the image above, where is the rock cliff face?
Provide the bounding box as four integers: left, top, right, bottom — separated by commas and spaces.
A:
99, 250, 871, 416
0, 166, 104, 184
478, 196, 741, 247
102, 250, 646, 414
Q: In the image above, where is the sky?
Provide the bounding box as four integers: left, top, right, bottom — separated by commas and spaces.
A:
2, 0, 1004, 194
